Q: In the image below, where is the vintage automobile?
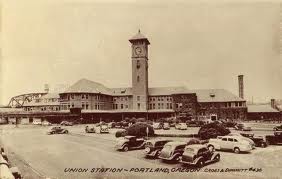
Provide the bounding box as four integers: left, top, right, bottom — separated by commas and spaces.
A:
99, 124, 109, 133
163, 123, 170, 130
115, 136, 146, 152
153, 123, 163, 130
273, 125, 282, 131
85, 126, 95, 133
239, 133, 267, 148
207, 136, 252, 154
144, 139, 172, 158
159, 141, 187, 161
175, 123, 188, 130
60, 121, 73, 126
227, 133, 255, 149
234, 123, 252, 131
47, 126, 69, 135
180, 144, 220, 167
266, 133, 282, 145
42, 120, 52, 126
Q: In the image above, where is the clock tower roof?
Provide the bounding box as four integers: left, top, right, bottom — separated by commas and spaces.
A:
129, 30, 150, 45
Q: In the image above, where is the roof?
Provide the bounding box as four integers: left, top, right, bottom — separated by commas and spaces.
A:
129, 30, 150, 44
41, 93, 60, 99
149, 87, 188, 96
247, 104, 280, 113
62, 78, 112, 95
111, 88, 132, 96
189, 89, 245, 102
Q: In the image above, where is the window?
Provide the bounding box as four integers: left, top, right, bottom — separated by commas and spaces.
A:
153, 103, 155, 109
222, 138, 227, 141
82, 94, 85, 99
86, 94, 88, 99
228, 138, 233, 142
137, 96, 140, 101
121, 104, 123, 109
126, 105, 128, 109
137, 103, 140, 110
158, 103, 161, 109
137, 76, 140, 82
86, 104, 89, 110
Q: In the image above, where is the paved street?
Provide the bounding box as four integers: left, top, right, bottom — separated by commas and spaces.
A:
0, 124, 281, 179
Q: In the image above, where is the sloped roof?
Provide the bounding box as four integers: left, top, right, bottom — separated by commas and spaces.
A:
41, 93, 60, 99
62, 78, 112, 95
188, 89, 245, 102
247, 104, 280, 113
111, 88, 132, 96
149, 87, 188, 96
129, 30, 150, 44
0, 107, 23, 113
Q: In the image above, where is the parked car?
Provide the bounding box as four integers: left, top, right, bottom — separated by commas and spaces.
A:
100, 124, 109, 133
108, 122, 116, 128
32, 120, 42, 125
85, 126, 95, 133
153, 123, 163, 130
175, 123, 188, 130
227, 133, 255, 149
208, 136, 252, 154
47, 126, 68, 135
115, 136, 146, 151
266, 133, 282, 145
273, 125, 282, 131
238, 133, 267, 147
42, 120, 52, 126
163, 123, 170, 130
159, 141, 187, 161
60, 121, 73, 126
234, 123, 252, 131
180, 144, 220, 167
144, 139, 172, 158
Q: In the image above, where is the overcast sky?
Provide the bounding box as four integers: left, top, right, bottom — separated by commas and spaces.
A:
1, 0, 282, 105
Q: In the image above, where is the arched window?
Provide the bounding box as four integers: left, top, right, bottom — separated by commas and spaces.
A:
137, 76, 140, 82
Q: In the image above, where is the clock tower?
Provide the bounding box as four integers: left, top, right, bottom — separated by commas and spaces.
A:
129, 30, 150, 110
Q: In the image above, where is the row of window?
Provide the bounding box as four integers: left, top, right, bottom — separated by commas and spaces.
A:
148, 103, 173, 110
113, 104, 129, 109
149, 96, 172, 102
113, 97, 129, 102
25, 106, 60, 111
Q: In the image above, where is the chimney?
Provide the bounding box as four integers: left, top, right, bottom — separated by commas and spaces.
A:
44, 84, 49, 93
238, 75, 244, 99
271, 99, 276, 108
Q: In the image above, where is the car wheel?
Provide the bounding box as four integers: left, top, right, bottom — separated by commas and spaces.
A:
215, 154, 220, 162
64, 130, 68, 134
123, 145, 129, 152
208, 145, 215, 152
197, 160, 204, 168
174, 154, 181, 162
234, 147, 240, 154
261, 142, 266, 148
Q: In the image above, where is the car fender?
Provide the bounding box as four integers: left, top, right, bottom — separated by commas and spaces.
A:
193, 156, 204, 164
211, 153, 220, 161
171, 152, 181, 160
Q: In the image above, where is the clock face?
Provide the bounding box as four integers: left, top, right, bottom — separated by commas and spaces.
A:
135, 46, 142, 55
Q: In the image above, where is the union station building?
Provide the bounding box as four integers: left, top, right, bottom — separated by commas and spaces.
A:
1, 31, 248, 123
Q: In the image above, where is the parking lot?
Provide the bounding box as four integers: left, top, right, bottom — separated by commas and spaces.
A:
0, 124, 281, 179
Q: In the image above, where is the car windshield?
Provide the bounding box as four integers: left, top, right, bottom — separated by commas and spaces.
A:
101, 125, 107, 129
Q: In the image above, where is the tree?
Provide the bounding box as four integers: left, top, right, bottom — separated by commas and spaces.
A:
198, 122, 230, 140
126, 122, 154, 137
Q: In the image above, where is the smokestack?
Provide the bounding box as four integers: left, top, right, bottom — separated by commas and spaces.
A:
238, 75, 244, 99
271, 99, 276, 108
44, 84, 49, 93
